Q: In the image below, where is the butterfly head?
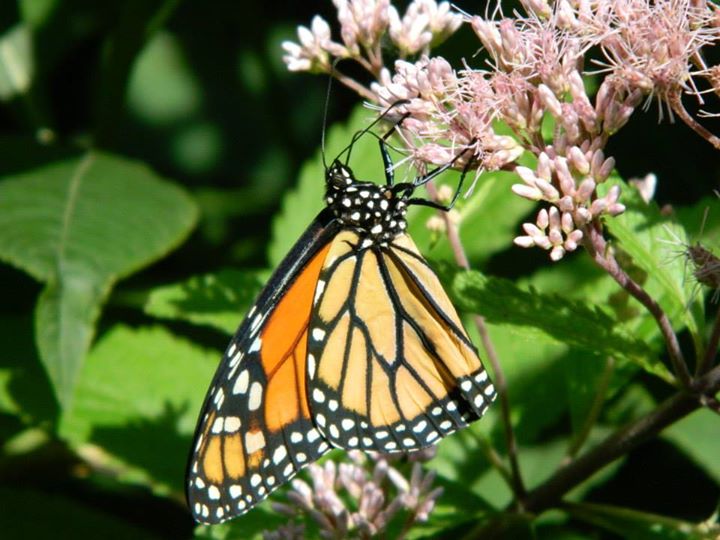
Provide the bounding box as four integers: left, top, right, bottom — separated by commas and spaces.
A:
325, 160, 408, 242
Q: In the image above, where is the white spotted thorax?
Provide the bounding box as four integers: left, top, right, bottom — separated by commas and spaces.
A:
325, 161, 408, 243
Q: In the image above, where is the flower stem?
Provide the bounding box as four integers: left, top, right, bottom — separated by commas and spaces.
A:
668, 89, 720, 150
697, 305, 720, 375
518, 363, 720, 515
425, 182, 527, 504
583, 223, 691, 387
473, 433, 515, 488
332, 68, 377, 102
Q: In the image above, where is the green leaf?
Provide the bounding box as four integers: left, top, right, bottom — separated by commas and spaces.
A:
663, 408, 720, 484
565, 501, 719, 540
268, 105, 386, 266
93, 0, 181, 145
408, 170, 534, 266
144, 268, 266, 335
19, 0, 58, 29
194, 505, 287, 540
602, 179, 704, 350
0, 314, 56, 422
675, 195, 720, 242
58, 325, 217, 492
452, 270, 666, 379
0, 487, 161, 540
0, 150, 197, 408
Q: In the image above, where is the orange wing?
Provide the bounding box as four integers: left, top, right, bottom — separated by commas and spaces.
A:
186, 216, 336, 524
307, 231, 496, 452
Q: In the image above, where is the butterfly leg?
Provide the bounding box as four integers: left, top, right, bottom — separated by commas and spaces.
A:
378, 111, 412, 186
408, 143, 477, 211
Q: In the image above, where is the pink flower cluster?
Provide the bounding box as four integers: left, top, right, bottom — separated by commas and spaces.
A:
282, 0, 461, 75
283, 0, 720, 261
265, 450, 442, 539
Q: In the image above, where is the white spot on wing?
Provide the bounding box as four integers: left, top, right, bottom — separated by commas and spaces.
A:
314, 280, 326, 305
228, 350, 243, 368
308, 354, 316, 379
312, 328, 326, 341
224, 416, 241, 433
233, 369, 249, 395
273, 446, 287, 464
245, 430, 266, 454
248, 382, 263, 410
475, 371, 488, 383
250, 312, 264, 333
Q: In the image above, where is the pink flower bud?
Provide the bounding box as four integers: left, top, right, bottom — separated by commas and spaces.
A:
548, 228, 563, 244
536, 235, 553, 250
538, 84, 563, 117
548, 205, 561, 229
537, 152, 553, 180
523, 222, 543, 237
575, 207, 592, 225
515, 165, 538, 185
608, 203, 626, 216
550, 245, 566, 261
590, 198, 608, 216
576, 177, 596, 202
558, 195, 575, 212
561, 211, 575, 233
606, 184, 621, 203
569, 146, 590, 175
514, 235, 536, 248
535, 178, 560, 200
555, 158, 576, 196
537, 208, 549, 229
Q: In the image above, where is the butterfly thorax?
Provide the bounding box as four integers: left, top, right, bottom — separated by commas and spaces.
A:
325, 161, 408, 243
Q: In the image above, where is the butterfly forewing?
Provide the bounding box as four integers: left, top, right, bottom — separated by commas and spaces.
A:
306, 231, 497, 453
186, 212, 338, 524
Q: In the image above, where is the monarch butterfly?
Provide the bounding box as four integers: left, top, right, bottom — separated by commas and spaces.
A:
186, 113, 497, 524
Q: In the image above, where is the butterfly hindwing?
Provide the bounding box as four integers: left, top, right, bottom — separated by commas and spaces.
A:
307, 231, 497, 453
186, 211, 338, 524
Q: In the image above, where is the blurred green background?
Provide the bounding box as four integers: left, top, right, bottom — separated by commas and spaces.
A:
1, 1, 719, 539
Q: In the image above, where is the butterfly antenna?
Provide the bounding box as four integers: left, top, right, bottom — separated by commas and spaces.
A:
337, 99, 412, 165
321, 59, 342, 171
